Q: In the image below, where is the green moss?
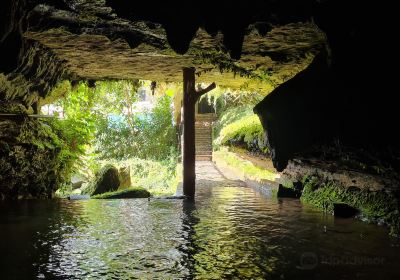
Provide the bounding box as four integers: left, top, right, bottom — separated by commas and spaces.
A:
214, 106, 267, 153
81, 164, 119, 195
91, 187, 151, 199
214, 148, 277, 182
0, 118, 75, 199
300, 176, 400, 236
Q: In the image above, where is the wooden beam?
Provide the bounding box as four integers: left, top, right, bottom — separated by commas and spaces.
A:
182, 67, 196, 199
182, 67, 216, 199
196, 82, 216, 96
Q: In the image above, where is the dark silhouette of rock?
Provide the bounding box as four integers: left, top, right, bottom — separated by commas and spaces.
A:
333, 203, 359, 218
277, 184, 301, 198
254, 51, 333, 171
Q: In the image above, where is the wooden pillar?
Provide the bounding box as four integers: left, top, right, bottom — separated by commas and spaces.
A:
182, 67, 215, 199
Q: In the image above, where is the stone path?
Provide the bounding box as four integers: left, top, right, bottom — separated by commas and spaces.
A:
176, 161, 246, 196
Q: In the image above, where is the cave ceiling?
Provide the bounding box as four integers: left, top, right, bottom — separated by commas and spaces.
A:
1, 0, 326, 108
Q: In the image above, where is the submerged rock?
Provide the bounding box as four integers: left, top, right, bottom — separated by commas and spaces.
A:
91, 188, 150, 199
68, 194, 90, 200
277, 184, 301, 198
82, 164, 120, 196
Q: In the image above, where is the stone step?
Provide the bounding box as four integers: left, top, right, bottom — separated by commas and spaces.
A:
194, 117, 213, 161
195, 123, 213, 125
196, 149, 212, 152
195, 155, 213, 161
196, 150, 212, 153
196, 153, 213, 156
195, 142, 212, 145
196, 152, 212, 156
196, 147, 212, 151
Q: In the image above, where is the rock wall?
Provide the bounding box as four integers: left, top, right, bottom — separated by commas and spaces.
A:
254, 1, 399, 171
279, 157, 400, 236
254, 51, 334, 171
0, 117, 70, 199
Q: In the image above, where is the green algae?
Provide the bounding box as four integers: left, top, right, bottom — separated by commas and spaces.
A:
300, 176, 400, 236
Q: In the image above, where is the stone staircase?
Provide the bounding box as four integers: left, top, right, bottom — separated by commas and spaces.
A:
195, 113, 215, 161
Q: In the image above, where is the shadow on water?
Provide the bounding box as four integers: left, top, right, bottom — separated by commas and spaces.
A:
179, 199, 199, 279
1, 184, 400, 279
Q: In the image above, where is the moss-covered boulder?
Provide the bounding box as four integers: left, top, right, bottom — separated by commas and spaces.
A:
82, 164, 120, 196
91, 188, 151, 199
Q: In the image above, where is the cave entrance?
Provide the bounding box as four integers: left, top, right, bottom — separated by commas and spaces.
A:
1, 1, 326, 200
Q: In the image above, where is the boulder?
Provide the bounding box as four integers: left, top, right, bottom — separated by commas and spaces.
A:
277, 184, 301, 198
82, 164, 120, 195
72, 181, 84, 190
333, 203, 359, 218
118, 165, 131, 189
71, 174, 87, 189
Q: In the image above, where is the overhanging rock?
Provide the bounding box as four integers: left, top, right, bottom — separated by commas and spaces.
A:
254, 51, 334, 171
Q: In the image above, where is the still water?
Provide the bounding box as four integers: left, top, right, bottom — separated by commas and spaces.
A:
1, 185, 399, 279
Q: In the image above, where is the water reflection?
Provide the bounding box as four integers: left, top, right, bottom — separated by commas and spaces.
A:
1, 185, 400, 279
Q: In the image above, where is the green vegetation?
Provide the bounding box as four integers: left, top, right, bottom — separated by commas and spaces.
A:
301, 176, 400, 236
102, 158, 180, 196
0, 117, 76, 199
91, 187, 150, 199
81, 164, 119, 195
214, 106, 267, 154
46, 80, 179, 197
94, 93, 177, 161
214, 148, 277, 182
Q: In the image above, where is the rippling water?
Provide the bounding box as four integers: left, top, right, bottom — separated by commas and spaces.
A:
1, 185, 399, 279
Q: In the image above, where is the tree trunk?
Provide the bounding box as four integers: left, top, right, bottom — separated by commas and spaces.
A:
182, 67, 196, 199
182, 67, 216, 199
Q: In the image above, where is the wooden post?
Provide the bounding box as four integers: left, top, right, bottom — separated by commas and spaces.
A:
182, 67, 216, 199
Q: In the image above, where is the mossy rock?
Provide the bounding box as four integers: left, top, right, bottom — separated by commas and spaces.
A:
82, 164, 120, 196
300, 176, 400, 236
91, 188, 151, 199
